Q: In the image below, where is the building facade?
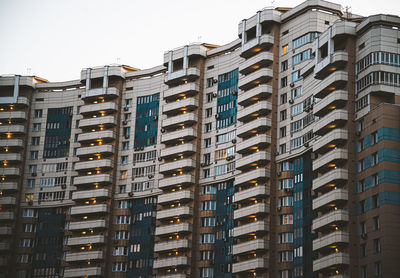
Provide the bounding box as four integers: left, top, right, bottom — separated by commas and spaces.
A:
0, 1, 399, 277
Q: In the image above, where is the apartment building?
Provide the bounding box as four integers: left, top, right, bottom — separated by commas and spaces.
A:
0, 1, 399, 278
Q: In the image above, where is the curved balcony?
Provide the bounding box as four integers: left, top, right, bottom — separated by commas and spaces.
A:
163, 98, 198, 115
0, 111, 27, 121
313, 189, 348, 211
0, 197, 16, 206
313, 148, 348, 172
238, 68, 273, 91
163, 83, 200, 100
0, 182, 18, 191
155, 223, 192, 236
237, 117, 271, 138
160, 143, 196, 159
79, 102, 118, 115
64, 267, 103, 278
156, 206, 193, 220
236, 151, 270, 171
238, 84, 272, 106
161, 128, 197, 145
78, 130, 116, 143
233, 239, 269, 255
239, 52, 274, 75
70, 204, 109, 215
83, 87, 119, 99
162, 113, 198, 129
66, 251, 104, 262
237, 134, 271, 154
68, 219, 108, 231
0, 227, 12, 235
237, 101, 272, 122
313, 168, 348, 192
234, 203, 269, 220
72, 189, 111, 200
0, 242, 10, 251
0, 212, 14, 220
74, 174, 113, 186
165, 67, 200, 85
235, 185, 270, 203
0, 153, 22, 162
0, 139, 24, 149
76, 144, 115, 157
313, 71, 348, 99
159, 159, 196, 174
235, 168, 270, 186
158, 190, 194, 205
312, 210, 349, 232
234, 221, 269, 238
67, 235, 106, 246
153, 256, 191, 269
0, 167, 20, 177
154, 239, 191, 253
158, 174, 195, 189
313, 110, 348, 136
232, 258, 268, 273
314, 90, 348, 117
79, 115, 117, 129
313, 129, 348, 154
0, 125, 25, 134
313, 252, 349, 272
315, 51, 349, 79
313, 231, 349, 251
75, 159, 113, 172
240, 34, 274, 58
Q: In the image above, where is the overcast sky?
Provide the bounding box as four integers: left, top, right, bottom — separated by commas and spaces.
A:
0, 0, 399, 82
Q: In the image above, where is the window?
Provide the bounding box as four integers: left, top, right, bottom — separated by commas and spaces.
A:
204, 138, 211, 148
278, 196, 293, 207
206, 78, 214, 88
200, 233, 215, 244
373, 216, 380, 230
280, 110, 287, 121
205, 123, 212, 133
360, 221, 366, 235
34, 109, 42, 118
215, 146, 235, 160
279, 127, 287, 138
32, 123, 41, 132
291, 86, 302, 99
25, 194, 34, 203
113, 246, 128, 256
281, 60, 288, 72
292, 49, 313, 65
371, 131, 378, 145
202, 185, 216, 195
278, 270, 292, 278
123, 127, 130, 137
282, 44, 288, 55
125, 98, 132, 108
278, 232, 293, 243
26, 179, 35, 188
29, 165, 37, 174
373, 238, 381, 253
279, 214, 293, 225
206, 93, 213, 103
279, 143, 286, 154
371, 152, 378, 166
278, 251, 293, 262
291, 103, 303, 116
115, 231, 130, 240
119, 185, 126, 194
214, 162, 235, 176
24, 223, 36, 233
372, 194, 379, 209
31, 137, 40, 145
290, 136, 303, 150
291, 70, 302, 82
374, 261, 382, 276
117, 200, 131, 209
116, 215, 131, 225
201, 217, 216, 227
205, 108, 213, 118
203, 153, 211, 165
201, 201, 216, 211
360, 243, 367, 257
361, 265, 367, 278
357, 119, 364, 132
120, 170, 127, 180
292, 32, 319, 49
216, 130, 236, 145
122, 141, 129, 150
280, 93, 287, 104
112, 262, 127, 272
281, 76, 288, 88
202, 169, 210, 178
200, 267, 214, 278
200, 250, 214, 260
28, 151, 37, 160
121, 156, 128, 165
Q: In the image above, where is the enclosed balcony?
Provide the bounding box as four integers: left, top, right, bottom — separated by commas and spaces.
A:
235, 185, 270, 203
239, 52, 274, 75
233, 239, 269, 255
312, 210, 349, 232
163, 98, 199, 115
76, 144, 115, 157
313, 231, 349, 251
160, 143, 196, 159
78, 130, 116, 143
240, 33, 274, 58
313, 148, 348, 172
153, 256, 191, 269
165, 67, 200, 85
83, 87, 119, 99
0, 153, 22, 162
313, 90, 348, 117
158, 190, 194, 205
313, 189, 348, 211
79, 101, 118, 115
64, 267, 103, 278
0, 139, 24, 149
236, 151, 270, 171
0, 167, 20, 177
68, 219, 108, 231
313, 109, 348, 136
67, 235, 106, 246
313, 168, 348, 192
65, 251, 104, 262
156, 206, 193, 220
78, 115, 117, 129
313, 252, 350, 272
161, 128, 197, 145
159, 159, 196, 174
236, 134, 271, 154
0, 124, 25, 134
154, 239, 191, 252
70, 204, 109, 215
232, 258, 268, 273
235, 168, 270, 186
155, 223, 192, 236
234, 221, 269, 238
237, 101, 272, 122
0, 111, 27, 121
238, 84, 272, 106
163, 83, 200, 100
0, 182, 18, 191
162, 113, 198, 130
158, 174, 195, 189
237, 117, 271, 138
74, 174, 113, 186
72, 189, 111, 200
238, 68, 273, 91
234, 203, 269, 220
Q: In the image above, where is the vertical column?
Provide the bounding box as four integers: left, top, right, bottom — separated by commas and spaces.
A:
85, 68, 91, 92
13, 75, 20, 102
183, 45, 189, 72
256, 11, 262, 38
328, 28, 334, 56
168, 51, 173, 73
241, 19, 247, 47
315, 37, 319, 63
103, 66, 109, 94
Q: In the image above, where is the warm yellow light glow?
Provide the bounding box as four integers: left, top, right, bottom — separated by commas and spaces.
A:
253, 48, 261, 52
329, 106, 336, 109
328, 124, 336, 128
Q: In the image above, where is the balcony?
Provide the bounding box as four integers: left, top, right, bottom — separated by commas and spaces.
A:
160, 143, 196, 159
241, 34, 274, 58
0, 167, 20, 177
158, 190, 194, 205
78, 130, 116, 143
313, 252, 350, 272
313, 148, 348, 172
237, 134, 271, 154
314, 90, 348, 117
68, 219, 108, 231
156, 206, 193, 220
0, 197, 16, 206
234, 221, 269, 237
155, 223, 193, 236
0, 227, 12, 235
165, 67, 200, 85
67, 235, 106, 246
238, 84, 272, 106
72, 189, 111, 200
154, 239, 191, 252
79, 115, 117, 129
0, 153, 22, 162
238, 68, 273, 91
236, 151, 270, 171
312, 210, 349, 231
74, 174, 113, 186
239, 52, 274, 75
158, 174, 195, 189
237, 101, 272, 122
234, 203, 269, 220
0, 124, 25, 134
161, 128, 197, 144
313, 129, 348, 154
313, 109, 348, 136
235, 168, 270, 186
313, 71, 348, 99
233, 239, 269, 255
313, 168, 348, 192
313, 189, 348, 211
70, 204, 109, 215
237, 117, 271, 138
158, 275, 188, 278
64, 267, 103, 277
0, 242, 10, 251
79, 101, 118, 115
313, 231, 349, 251
75, 159, 113, 172
0, 212, 14, 220
163, 83, 200, 100
0, 139, 24, 149
65, 251, 104, 262
315, 51, 349, 79
235, 185, 270, 203
83, 87, 119, 99
162, 113, 198, 129
0, 182, 18, 191
232, 258, 268, 273
163, 98, 199, 115
76, 145, 115, 157
154, 256, 191, 269
0, 111, 27, 121
159, 159, 196, 174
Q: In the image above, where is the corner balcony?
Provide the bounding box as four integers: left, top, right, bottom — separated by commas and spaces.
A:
313, 90, 348, 117
238, 68, 273, 91
0, 153, 22, 162
237, 117, 271, 138
165, 67, 200, 85
0, 197, 16, 206
240, 34, 274, 58
163, 98, 199, 115
68, 219, 108, 231
237, 134, 271, 154
0, 182, 18, 191
154, 239, 191, 252
163, 83, 200, 100
74, 174, 113, 186
161, 128, 197, 145
76, 144, 115, 157
83, 87, 119, 99
313, 168, 348, 192
0, 167, 20, 177
234, 203, 269, 220
314, 51, 349, 79
232, 258, 268, 273
313, 71, 348, 99
160, 143, 196, 159
153, 256, 191, 269
64, 267, 103, 278
233, 239, 269, 255
235, 185, 270, 203
159, 159, 196, 174
162, 113, 198, 129
67, 235, 106, 246
70, 204, 109, 215
0, 124, 26, 134
313, 252, 350, 272
78, 130, 116, 143
0, 139, 24, 149
0, 111, 27, 121
75, 159, 114, 172
158, 174, 195, 189
0, 227, 12, 235
158, 190, 194, 205
78, 115, 117, 129
65, 251, 104, 262
238, 84, 272, 106
313, 109, 348, 136
155, 223, 193, 236
0, 212, 14, 220
313, 148, 348, 172
313, 189, 348, 211
79, 101, 118, 115
312, 210, 349, 232
234, 221, 269, 237
239, 52, 274, 75
236, 151, 270, 171
237, 101, 272, 122
235, 168, 270, 186
72, 189, 111, 200
313, 231, 349, 251
313, 129, 348, 154
156, 206, 193, 220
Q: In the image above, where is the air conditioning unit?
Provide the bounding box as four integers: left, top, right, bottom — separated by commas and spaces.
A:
304, 142, 309, 147
201, 163, 206, 167
161, 128, 165, 133
113, 240, 119, 244
356, 131, 361, 137
361, 233, 368, 239
290, 83, 295, 88
289, 99, 294, 104
148, 174, 154, 179
153, 116, 158, 121
131, 176, 135, 181
158, 157, 162, 161
213, 93, 217, 98
277, 172, 281, 176
124, 135, 130, 139
215, 114, 220, 119
232, 203, 238, 209
31, 173, 37, 177
61, 184, 67, 189
277, 207, 281, 211
28, 201, 33, 206
232, 91, 237, 96
124, 107, 129, 111
213, 78, 218, 84
123, 120, 127, 125
231, 139, 237, 144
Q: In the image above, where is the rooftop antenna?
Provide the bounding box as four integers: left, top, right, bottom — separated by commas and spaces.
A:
116, 57, 121, 64
197, 36, 202, 42
345, 6, 352, 19
26, 68, 31, 75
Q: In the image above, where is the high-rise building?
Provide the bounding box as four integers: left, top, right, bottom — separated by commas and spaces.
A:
0, 1, 399, 277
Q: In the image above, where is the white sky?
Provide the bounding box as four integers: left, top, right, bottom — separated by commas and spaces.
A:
0, 0, 399, 82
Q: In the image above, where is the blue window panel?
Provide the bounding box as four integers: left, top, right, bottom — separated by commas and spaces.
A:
378, 148, 400, 164
216, 69, 238, 130
134, 93, 159, 148
379, 191, 400, 206
377, 170, 400, 185
363, 134, 371, 149
379, 127, 400, 142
